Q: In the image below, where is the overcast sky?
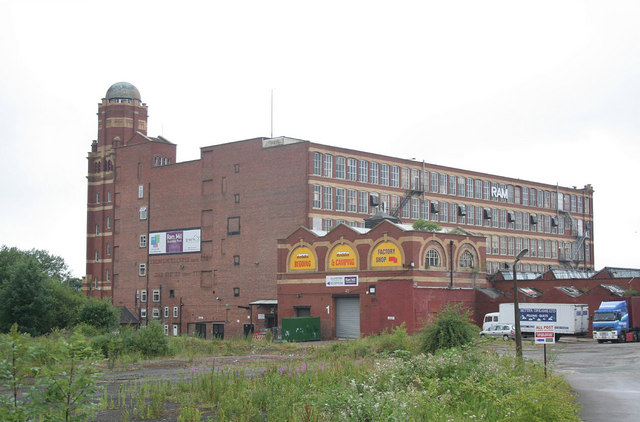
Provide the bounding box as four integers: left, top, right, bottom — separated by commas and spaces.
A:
1, 0, 639, 278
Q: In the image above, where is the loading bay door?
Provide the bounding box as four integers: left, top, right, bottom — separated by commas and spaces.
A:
336, 296, 360, 338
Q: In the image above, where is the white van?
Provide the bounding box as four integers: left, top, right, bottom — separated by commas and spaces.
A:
482, 312, 499, 331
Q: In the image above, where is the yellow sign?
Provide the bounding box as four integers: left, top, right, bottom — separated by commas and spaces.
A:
371, 241, 402, 267
289, 246, 316, 271
329, 244, 357, 269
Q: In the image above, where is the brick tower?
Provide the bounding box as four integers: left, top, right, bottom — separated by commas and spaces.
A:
84, 82, 148, 298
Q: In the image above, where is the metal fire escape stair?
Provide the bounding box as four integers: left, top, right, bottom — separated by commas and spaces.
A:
391, 189, 424, 218
558, 209, 590, 267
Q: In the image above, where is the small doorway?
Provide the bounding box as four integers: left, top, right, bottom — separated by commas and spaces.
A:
172, 324, 178, 337
195, 322, 207, 339
213, 323, 224, 340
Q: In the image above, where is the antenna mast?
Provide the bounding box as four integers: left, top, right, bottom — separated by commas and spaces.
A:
270, 89, 274, 138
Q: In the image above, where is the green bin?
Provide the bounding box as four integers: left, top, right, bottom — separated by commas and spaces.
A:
281, 317, 321, 342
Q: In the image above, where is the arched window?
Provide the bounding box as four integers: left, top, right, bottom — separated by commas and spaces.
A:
460, 250, 474, 268
425, 249, 440, 267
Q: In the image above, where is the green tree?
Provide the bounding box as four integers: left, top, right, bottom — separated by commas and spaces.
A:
419, 303, 478, 354
0, 246, 85, 334
78, 298, 119, 333
412, 219, 442, 232
0, 256, 53, 336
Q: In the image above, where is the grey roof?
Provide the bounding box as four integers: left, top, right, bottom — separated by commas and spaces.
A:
555, 286, 584, 298
498, 270, 541, 281
106, 82, 141, 100
476, 287, 505, 299
117, 306, 140, 325
599, 284, 626, 297
603, 267, 640, 279
550, 269, 596, 279
249, 299, 278, 306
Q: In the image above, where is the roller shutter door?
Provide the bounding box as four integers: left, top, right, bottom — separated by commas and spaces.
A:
336, 297, 360, 338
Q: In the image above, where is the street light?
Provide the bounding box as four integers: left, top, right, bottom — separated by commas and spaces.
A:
513, 248, 529, 360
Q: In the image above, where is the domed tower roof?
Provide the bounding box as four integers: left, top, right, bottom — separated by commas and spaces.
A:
105, 82, 141, 101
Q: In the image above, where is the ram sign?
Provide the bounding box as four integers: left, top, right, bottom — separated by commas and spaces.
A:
149, 229, 201, 255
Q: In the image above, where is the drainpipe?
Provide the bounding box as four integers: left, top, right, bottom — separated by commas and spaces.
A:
449, 240, 454, 288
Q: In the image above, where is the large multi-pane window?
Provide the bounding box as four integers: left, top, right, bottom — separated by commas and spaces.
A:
516, 237, 522, 254
323, 186, 332, 210
530, 188, 536, 207
492, 235, 500, 255
440, 202, 448, 222
324, 154, 333, 177
431, 200, 439, 221
312, 185, 322, 208
483, 181, 490, 200
402, 201, 410, 218
336, 156, 345, 178
514, 186, 521, 204
530, 239, 537, 257
507, 185, 514, 203
336, 188, 345, 211
522, 187, 529, 206
347, 189, 357, 212
450, 203, 457, 223
411, 198, 420, 219
426, 249, 440, 267
523, 238, 530, 256
500, 236, 507, 255
347, 158, 357, 181
430, 172, 438, 193
359, 160, 368, 183
492, 208, 499, 228
458, 177, 465, 197
467, 205, 474, 225
476, 206, 482, 227
440, 174, 447, 194
545, 240, 552, 258
422, 171, 429, 192
370, 162, 379, 184
537, 190, 543, 208
515, 211, 522, 230
577, 196, 583, 213
391, 195, 399, 214
421, 200, 429, 220
391, 166, 400, 187
401, 167, 410, 189
313, 152, 322, 175
467, 178, 473, 198
359, 191, 368, 213
523, 212, 529, 231
460, 250, 474, 268
500, 209, 507, 229
552, 240, 558, 259
448, 175, 456, 195
381, 164, 389, 186
508, 237, 515, 256
381, 194, 390, 213
475, 179, 482, 199
412, 169, 420, 190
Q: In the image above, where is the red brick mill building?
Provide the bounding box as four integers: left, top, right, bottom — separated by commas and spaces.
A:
85, 82, 605, 339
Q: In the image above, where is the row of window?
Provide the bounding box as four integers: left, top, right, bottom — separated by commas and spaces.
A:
485, 235, 589, 262
311, 152, 590, 213
425, 249, 474, 269
139, 306, 179, 319
93, 159, 113, 173
312, 184, 589, 236
153, 156, 171, 167
95, 190, 112, 204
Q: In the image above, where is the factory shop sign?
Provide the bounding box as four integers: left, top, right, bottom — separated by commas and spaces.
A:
328, 244, 357, 269
371, 241, 403, 267
289, 246, 316, 271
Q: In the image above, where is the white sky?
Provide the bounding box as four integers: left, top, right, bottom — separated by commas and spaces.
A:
1, 0, 639, 278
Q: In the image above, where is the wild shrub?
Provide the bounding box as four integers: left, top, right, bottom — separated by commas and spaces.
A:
134, 321, 169, 357
419, 303, 478, 354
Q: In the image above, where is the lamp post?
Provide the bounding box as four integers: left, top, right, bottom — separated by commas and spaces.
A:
513, 248, 529, 360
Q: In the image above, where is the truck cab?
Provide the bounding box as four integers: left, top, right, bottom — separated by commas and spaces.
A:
593, 301, 628, 343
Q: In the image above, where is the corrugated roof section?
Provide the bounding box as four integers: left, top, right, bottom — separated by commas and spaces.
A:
550, 269, 596, 279
600, 284, 626, 297
604, 268, 640, 278
498, 270, 541, 281
477, 287, 504, 299
555, 286, 584, 298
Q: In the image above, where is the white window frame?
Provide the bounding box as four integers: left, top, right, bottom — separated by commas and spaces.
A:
140, 308, 147, 318
152, 289, 160, 302
140, 289, 147, 302
152, 308, 160, 319
139, 206, 147, 220
173, 306, 179, 318
138, 185, 144, 199
335, 156, 345, 179
140, 235, 147, 248
139, 263, 147, 277
164, 306, 169, 318
324, 154, 333, 178
336, 188, 345, 211
380, 164, 389, 186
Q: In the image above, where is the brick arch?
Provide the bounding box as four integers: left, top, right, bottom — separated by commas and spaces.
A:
368, 238, 404, 269
422, 239, 447, 270
286, 242, 319, 273
325, 239, 359, 271
456, 242, 480, 271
